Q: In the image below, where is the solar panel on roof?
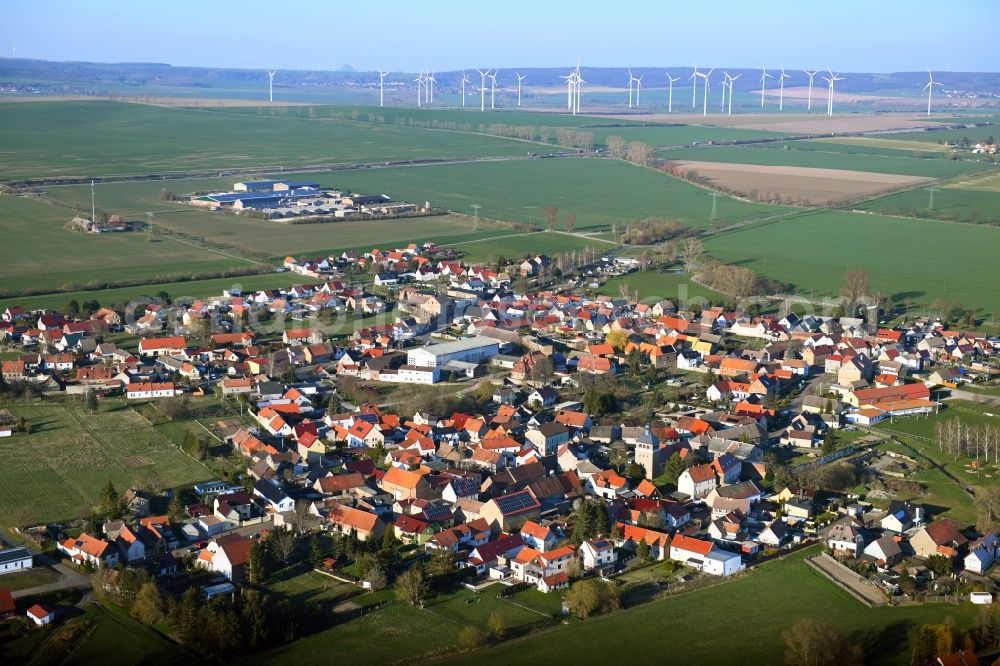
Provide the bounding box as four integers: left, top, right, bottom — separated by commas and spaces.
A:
495, 491, 537, 515
0, 547, 31, 565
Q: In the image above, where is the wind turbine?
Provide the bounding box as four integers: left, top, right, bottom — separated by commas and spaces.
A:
778, 65, 791, 111
414, 71, 424, 107
726, 73, 741, 115
426, 72, 436, 103
561, 70, 575, 111
822, 68, 844, 116
689, 62, 700, 109
721, 71, 730, 112
515, 72, 526, 107
698, 68, 714, 116
11, 41, 14, 59
666, 72, 680, 113
803, 70, 819, 111
759, 65, 772, 108
574, 67, 585, 115
377, 69, 388, 107
635, 73, 643, 107
476, 69, 489, 111
923, 70, 943, 116
627, 68, 637, 108
461, 70, 470, 108
266, 70, 277, 103
489, 68, 499, 109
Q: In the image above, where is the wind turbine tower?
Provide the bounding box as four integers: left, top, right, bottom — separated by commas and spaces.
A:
721, 72, 730, 112
476, 69, 488, 111
90, 180, 96, 225
377, 69, 388, 107
822, 69, 844, 116
427, 72, 436, 103
489, 69, 499, 109
803, 70, 819, 111
635, 73, 643, 107
266, 70, 277, 103
727, 73, 741, 115
515, 72, 526, 107
461, 71, 470, 108
923, 70, 942, 116
666, 72, 680, 113
778, 65, 791, 111
758, 65, 772, 108
689, 63, 699, 109
413, 72, 424, 107
698, 68, 714, 117
627, 68, 637, 109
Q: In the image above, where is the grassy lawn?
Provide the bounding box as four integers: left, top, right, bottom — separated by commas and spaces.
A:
3, 604, 188, 666
264, 567, 359, 607
0, 402, 213, 525
595, 269, 727, 305
425, 584, 549, 633
254, 598, 463, 665
434, 547, 977, 666
704, 210, 1000, 313
0, 567, 59, 591
0, 194, 246, 295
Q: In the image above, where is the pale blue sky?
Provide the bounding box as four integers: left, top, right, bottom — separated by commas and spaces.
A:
3, 0, 997, 73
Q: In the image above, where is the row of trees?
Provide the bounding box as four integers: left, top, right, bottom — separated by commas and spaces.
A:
934, 418, 1000, 464
619, 217, 687, 245
605, 136, 653, 166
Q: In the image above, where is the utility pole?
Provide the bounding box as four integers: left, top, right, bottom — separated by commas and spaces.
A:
470, 204, 481, 231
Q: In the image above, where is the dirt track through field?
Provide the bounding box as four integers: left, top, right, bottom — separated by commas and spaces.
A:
672, 160, 929, 205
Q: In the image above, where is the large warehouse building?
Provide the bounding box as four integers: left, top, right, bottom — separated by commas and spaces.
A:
406, 337, 499, 368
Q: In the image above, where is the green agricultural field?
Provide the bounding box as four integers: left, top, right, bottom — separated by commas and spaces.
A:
818, 136, 951, 153
704, 210, 1000, 313
657, 142, 987, 178
857, 178, 1000, 223
436, 547, 976, 666
222, 104, 787, 146
0, 403, 213, 524
949, 171, 1000, 193
889, 126, 999, 146
446, 230, 614, 263
0, 194, 247, 295
0, 272, 316, 312
0, 100, 553, 180
596, 269, 726, 305
43, 180, 516, 258
324, 158, 790, 231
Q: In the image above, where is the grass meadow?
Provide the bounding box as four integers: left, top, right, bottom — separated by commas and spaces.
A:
595, 269, 727, 305
0, 402, 212, 524
0, 194, 247, 295
433, 547, 975, 666
703, 210, 1000, 313
446, 230, 614, 263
